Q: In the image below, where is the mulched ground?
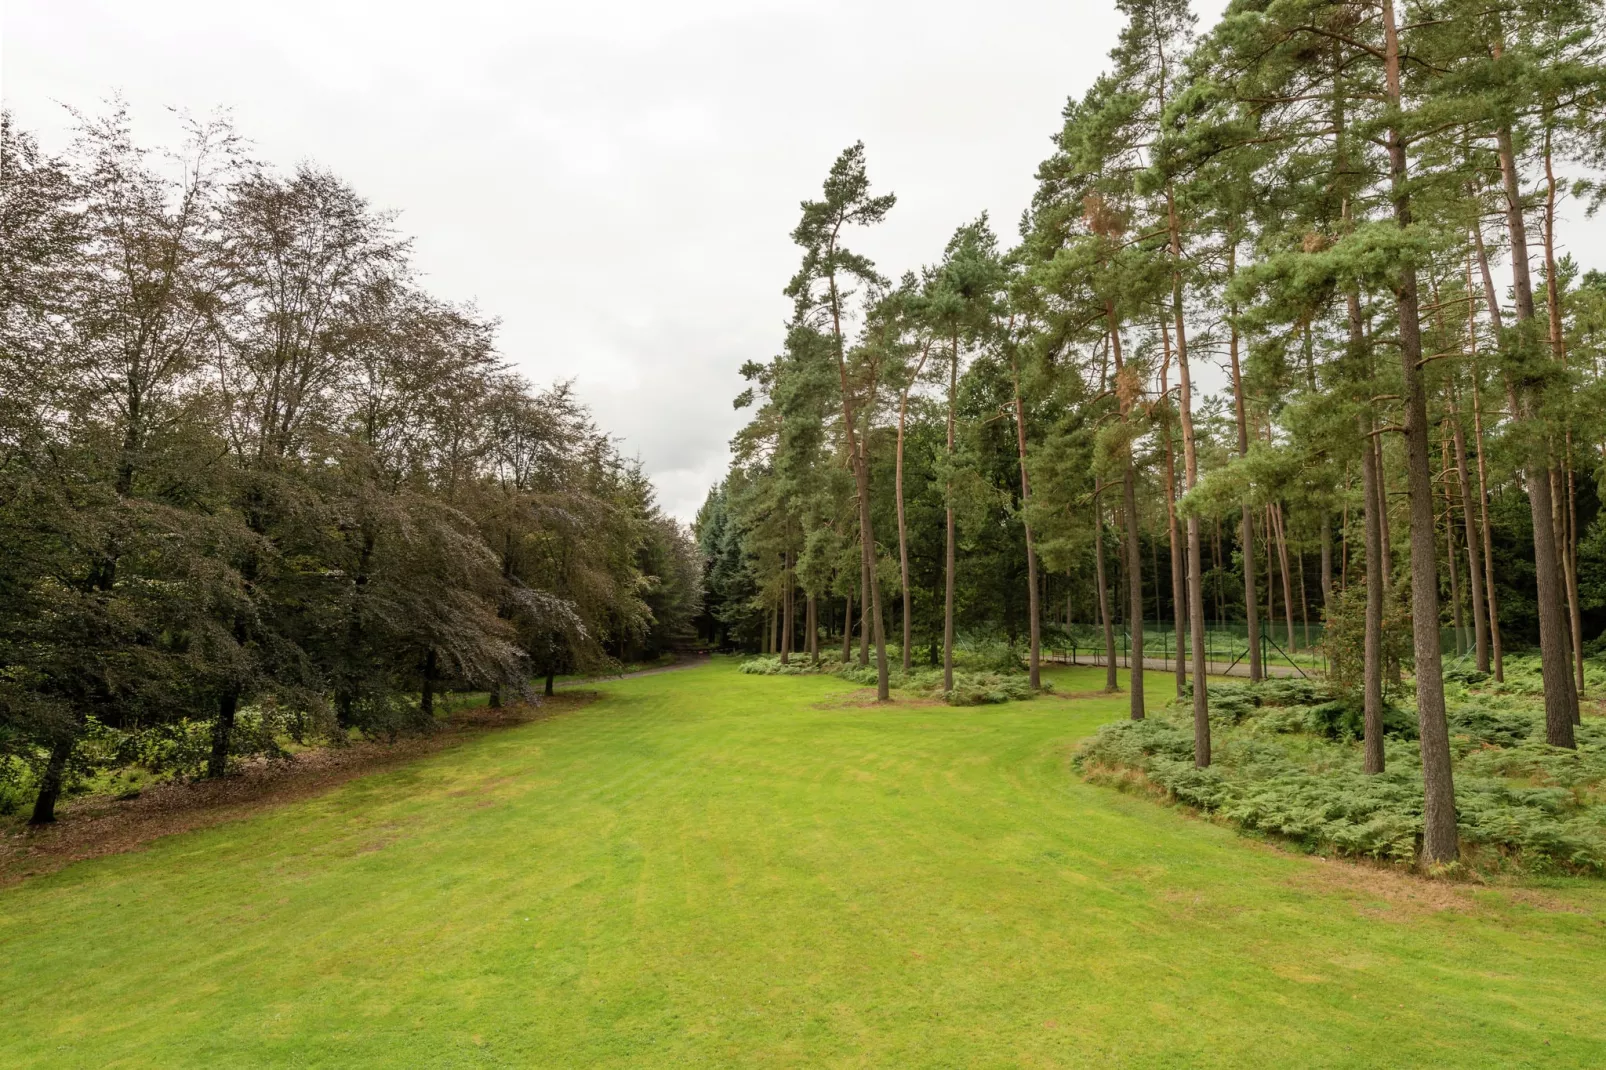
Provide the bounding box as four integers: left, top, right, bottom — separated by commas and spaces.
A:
0, 692, 597, 887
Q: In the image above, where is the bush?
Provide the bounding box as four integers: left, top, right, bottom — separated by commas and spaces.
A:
940, 672, 1042, 706
1076, 680, 1606, 876
1448, 705, 1536, 748
738, 656, 822, 676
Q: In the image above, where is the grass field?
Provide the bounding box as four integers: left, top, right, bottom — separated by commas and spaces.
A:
3, 659, 1606, 1067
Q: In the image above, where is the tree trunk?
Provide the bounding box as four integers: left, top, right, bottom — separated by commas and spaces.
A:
1544, 129, 1585, 701
1272, 503, 1296, 653
896, 344, 930, 675
780, 550, 793, 666
808, 594, 818, 666
1320, 514, 1333, 618
859, 543, 871, 669
1470, 234, 1506, 681
1439, 431, 1465, 655
1360, 417, 1388, 774
1160, 323, 1187, 699
943, 333, 959, 692
1165, 189, 1208, 760
1122, 465, 1145, 720
1450, 382, 1490, 673
29, 730, 80, 825
1106, 313, 1144, 720
1491, 121, 1578, 742
1373, 435, 1393, 587
421, 648, 438, 719
1567, 453, 1584, 703
842, 591, 853, 664
1298, 545, 1310, 652
1383, 0, 1459, 864
1011, 352, 1042, 690
207, 686, 240, 779
544, 670, 555, 698
1226, 245, 1262, 684
826, 266, 888, 700
1095, 486, 1118, 693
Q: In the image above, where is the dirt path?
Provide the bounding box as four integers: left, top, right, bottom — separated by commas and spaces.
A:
0, 693, 594, 887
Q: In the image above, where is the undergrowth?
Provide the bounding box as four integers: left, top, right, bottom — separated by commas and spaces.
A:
1076, 657, 1606, 877
738, 646, 1048, 706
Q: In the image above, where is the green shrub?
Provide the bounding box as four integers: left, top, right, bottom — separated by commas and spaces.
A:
940, 672, 1043, 706
1300, 698, 1417, 742
739, 656, 821, 676
1447, 705, 1536, 748
1077, 686, 1606, 875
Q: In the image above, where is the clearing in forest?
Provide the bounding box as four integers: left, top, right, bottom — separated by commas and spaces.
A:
3, 658, 1604, 1067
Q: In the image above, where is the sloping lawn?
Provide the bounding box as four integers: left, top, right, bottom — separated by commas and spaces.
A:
2, 659, 1604, 1067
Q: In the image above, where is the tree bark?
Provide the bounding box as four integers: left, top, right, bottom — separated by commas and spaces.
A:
29, 729, 80, 825
1491, 122, 1577, 742
1543, 130, 1586, 701
1160, 323, 1187, 699
1010, 347, 1042, 690
1094, 485, 1118, 693
808, 594, 818, 666
207, 687, 240, 779
420, 648, 438, 720
841, 591, 853, 664
1450, 390, 1489, 672
1383, 0, 1458, 863
1107, 314, 1144, 720
896, 343, 931, 674
826, 261, 888, 700
1440, 431, 1465, 656
1226, 245, 1262, 683
1272, 503, 1296, 653
858, 549, 870, 669
943, 333, 959, 692
1468, 238, 1505, 680
1361, 417, 1387, 775
1165, 192, 1208, 760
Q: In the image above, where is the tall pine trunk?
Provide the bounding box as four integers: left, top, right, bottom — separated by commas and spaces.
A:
1095, 486, 1118, 693
943, 333, 959, 692
1490, 123, 1577, 743
1010, 349, 1042, 689
1383, 0, 1458, 863
1361, 417, 1387, 774
1450, 382, 1490, 672
841, 590, 853, 664
826, 267, 888, 700
1440, 432, 1465, 654
895, 344, 930, 674
1160, 324, 1187, 699
1470, 238, 1507, 681
1107, 314, 1144, 720
1226, 246, 1262, 683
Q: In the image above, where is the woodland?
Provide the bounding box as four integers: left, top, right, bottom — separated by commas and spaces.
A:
699, 0, 1606, 870
6, 0, 1606, 1061
0, 105, 702, 826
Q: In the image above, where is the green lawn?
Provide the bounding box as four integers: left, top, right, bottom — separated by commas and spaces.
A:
3, 659, 1605, 1067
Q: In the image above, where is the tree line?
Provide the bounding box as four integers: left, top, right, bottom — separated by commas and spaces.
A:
699, 0, 1606, 865
1, 105, 700, 824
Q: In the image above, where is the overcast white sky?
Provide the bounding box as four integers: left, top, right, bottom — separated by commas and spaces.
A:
5, 1, 1602, 521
